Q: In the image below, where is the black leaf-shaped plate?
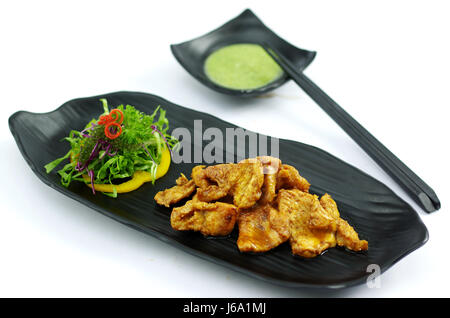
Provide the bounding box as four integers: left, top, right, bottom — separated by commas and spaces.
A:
9, 91, 428, 288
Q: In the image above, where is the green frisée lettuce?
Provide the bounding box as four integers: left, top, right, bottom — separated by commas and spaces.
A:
45, 99, 178, 197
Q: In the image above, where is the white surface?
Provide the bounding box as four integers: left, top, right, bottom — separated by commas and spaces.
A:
1, 0, 449, 297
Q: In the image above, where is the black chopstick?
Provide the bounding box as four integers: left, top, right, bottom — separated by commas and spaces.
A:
261, 42, 440, 213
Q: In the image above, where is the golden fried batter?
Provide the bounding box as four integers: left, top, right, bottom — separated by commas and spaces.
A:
277, 189, 368, 257
319, 194, 368, 251
335, 219, 369, 252
243, 156, 281, 204
276, 164, 310, 193
278, 189, 337, 258
235, 157, 287, 252
154, 174, 196, 207
318, 193, 341, 220
232, 160, 264, 208
170, 199, 237, 236
191, 165, 208, 188
193, 161, 264, 209
237, 203, 290, 253
192, 164, 234, 202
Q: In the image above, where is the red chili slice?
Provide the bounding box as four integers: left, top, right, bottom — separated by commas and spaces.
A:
104, 122, 122, 139
109, 109, 124, 125
98, 114, 112, 125
98, 109, 124, 139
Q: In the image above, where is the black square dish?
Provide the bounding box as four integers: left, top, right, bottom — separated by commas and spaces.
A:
171, 9, 316, 97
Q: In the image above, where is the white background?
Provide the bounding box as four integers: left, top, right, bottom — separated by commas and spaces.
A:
1, 0, 449, 297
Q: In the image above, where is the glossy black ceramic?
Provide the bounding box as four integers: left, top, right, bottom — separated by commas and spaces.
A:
170, 9, 316, 97
9, 91, 428, 288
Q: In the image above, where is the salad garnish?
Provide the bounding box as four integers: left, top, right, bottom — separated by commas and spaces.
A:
45, 99, 178, 197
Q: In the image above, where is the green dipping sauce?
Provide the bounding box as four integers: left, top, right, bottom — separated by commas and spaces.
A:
204, 43, 283, 90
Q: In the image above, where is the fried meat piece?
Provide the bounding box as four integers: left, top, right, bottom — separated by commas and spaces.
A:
191, 165, 208, 188
243, 156, 281, 204
237, 203, 290, 253
170, 200, 237, 236
236, 157, 288, 252
276, 164, 310, 193
192, 161, 264, 209
278, 189, 336, 258
335, 219, 369, 252
194, 163, 235, 202
319, 194, 368, 252
318, 193, 341, 220
154, 174, 196, 207
278, 189, 368, 257
232, 160, 264, 208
